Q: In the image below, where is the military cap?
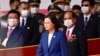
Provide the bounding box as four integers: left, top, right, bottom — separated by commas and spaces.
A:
28, 0, 41, 5
51, 0, 65, 4
48, 4, 62, 13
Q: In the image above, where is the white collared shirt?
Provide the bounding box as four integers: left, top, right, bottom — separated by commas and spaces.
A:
20, 17, 27, 27
48, 33, 53, 47
84, 14, 91, 22
66, 25, 75, 37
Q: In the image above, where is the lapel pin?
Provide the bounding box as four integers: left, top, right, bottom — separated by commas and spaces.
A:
53, 36, 55, 38
91, 18, 93, 21
27, 27, 30, 29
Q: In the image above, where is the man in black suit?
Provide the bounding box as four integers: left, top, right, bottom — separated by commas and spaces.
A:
28, 0, 45, 40
77, 0, 100, 39
17, 1, 39, 46
0, 10, 24, 48
63, 11, 88, 56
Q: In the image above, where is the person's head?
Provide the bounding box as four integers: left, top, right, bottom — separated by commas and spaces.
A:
18, 1, 29, 17
81, 0, 94, 14
28, 0, 41, 14
93, 2, 100, 14
44, 13, 60, 31
72, 5, 81, 16
64, 11, 77, 28
10, 0, 20, 10
63, 0, 71, 11
51, 0, 65, 10
7, 9, 20, 27
48, 4, 62, 20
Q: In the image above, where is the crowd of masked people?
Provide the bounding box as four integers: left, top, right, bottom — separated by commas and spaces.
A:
0, 0, 100, 56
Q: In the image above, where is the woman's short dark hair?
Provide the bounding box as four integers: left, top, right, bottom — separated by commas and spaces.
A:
7, 9, 20, 19
45, 13, 60, 30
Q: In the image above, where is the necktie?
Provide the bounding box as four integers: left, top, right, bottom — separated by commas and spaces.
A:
2, 28, 13, 46
84, 17, 88, 27
21, 19, 24, 28
7, 28, 13, 38
66, 30, 70, 40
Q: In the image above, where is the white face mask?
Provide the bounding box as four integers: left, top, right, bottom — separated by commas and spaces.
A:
96, 7, 100, 14
64, 5, 69, 11
21, 10, 29, 17
57, 4, 64, 10
8, 19, 18, 27
30, 7, 39, 14
64, 19, 73, 27
81, 6, 89, 14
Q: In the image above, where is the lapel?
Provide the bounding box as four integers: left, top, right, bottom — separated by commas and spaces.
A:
24, 17, 28, 28
49, 30, 58, 52
6, 26, 21, 45
72, 26, 77, 35
85, 14, 93, 29
43, 31, 49, 53
24, 17, 31, 30
1, 28, 8, 42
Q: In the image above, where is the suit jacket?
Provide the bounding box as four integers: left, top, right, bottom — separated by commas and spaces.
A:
76, 13, 100, 38
29, 13, 45, 44
22, 16, 39, 46
63, 26, 88, 56
0, 25, 23, 48
37, 30, 68, 56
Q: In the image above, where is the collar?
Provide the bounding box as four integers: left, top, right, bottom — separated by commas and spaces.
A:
67, 25, 75, 37
67, 25, 75, 31
84, 13, 91, 19
8, 26, 16, 30
20, 16, 27, 20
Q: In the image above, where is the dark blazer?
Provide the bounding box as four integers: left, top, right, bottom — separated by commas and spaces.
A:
63, 26, 88, 56
37, 30, 68, 56
0, 25, 23, 48
76, 13, 100, 38
22, 16, 39, 46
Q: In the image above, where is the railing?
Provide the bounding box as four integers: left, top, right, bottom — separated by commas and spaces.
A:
0, 38, 100, 56
88, 38, 100, 56
0, 45, 38, 56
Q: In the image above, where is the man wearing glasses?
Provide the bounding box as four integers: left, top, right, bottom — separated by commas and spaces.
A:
76, 0, 100, 39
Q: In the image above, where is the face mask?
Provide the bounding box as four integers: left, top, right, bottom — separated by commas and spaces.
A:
21, 10, 29, 17
57, 4, 64, 10
64, 19, 73, 27
64, 5, 69, 11
8, 19, 18, 27
30, 7, 39, 14
96, 7, 100, 14
81, 6, 89, 14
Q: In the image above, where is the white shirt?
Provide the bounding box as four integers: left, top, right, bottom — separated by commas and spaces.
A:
84, 14, 91, 22
66, 25, 75, 37
20, 17, 27, 27
2, 26, 15, 47
48, 33, 53, 47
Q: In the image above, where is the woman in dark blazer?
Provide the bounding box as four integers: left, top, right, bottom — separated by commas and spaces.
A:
37, 14, 68, 56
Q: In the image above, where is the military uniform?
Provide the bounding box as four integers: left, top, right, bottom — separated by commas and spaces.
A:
28, 0, 45, 42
